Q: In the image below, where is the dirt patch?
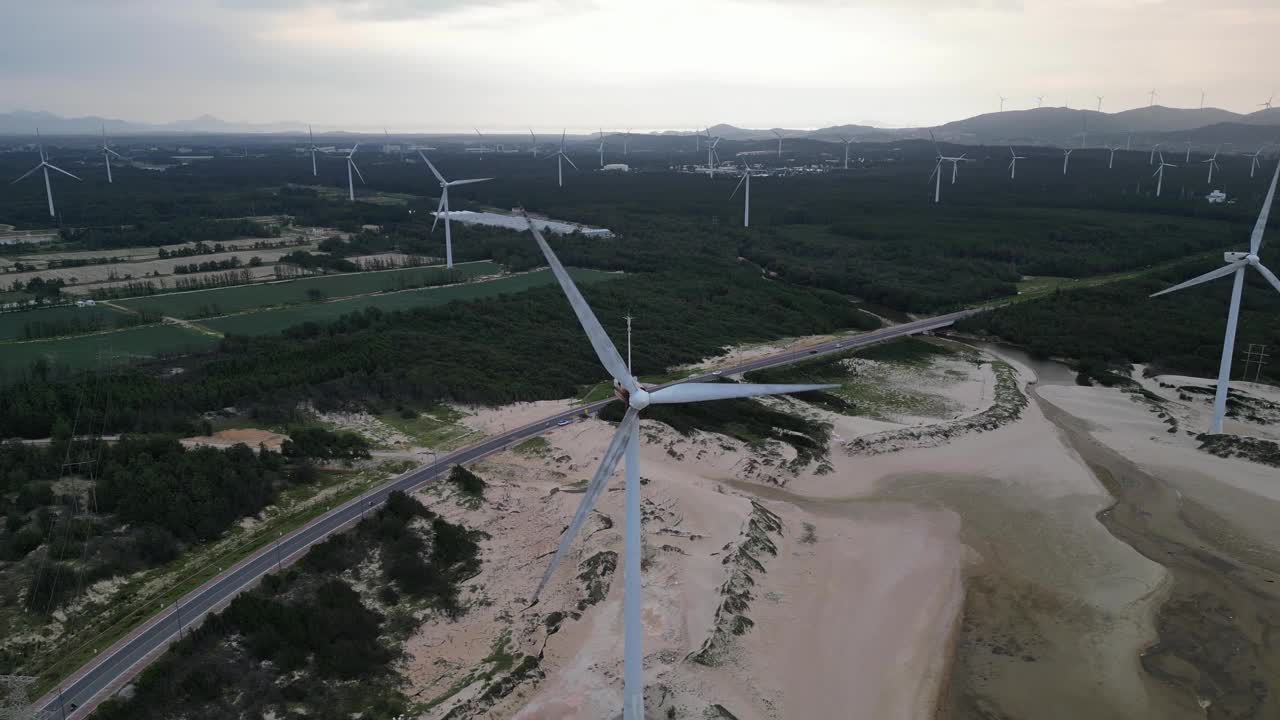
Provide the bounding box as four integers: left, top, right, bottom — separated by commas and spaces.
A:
180, 428, 288, 451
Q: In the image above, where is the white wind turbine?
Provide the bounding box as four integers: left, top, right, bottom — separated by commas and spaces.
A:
1261, 93, 1275, 111
1000, 95, 1008, 112
772, 129, 783, 158
420, 152, 492, 269
623, 130, 631, 156
1185, 141, 1194, 163
1203, 146, 1221, 184
1151, 161, 1280, 434
1247, 145, 1268, 178
1153, 152, 1175, 197
706, 132, 722, 178
308, 125, 320, 177
345, 144, 364, 202
598, 129, 606, 168
839, 136, 855, 169
1096, 95, 1104, 112
1150, 142, 1162, 166
529, 128, 539, 157
546, 130, 578, 188
11, 130, 81, 219
1008, 146, 1026, 180
731, 161, 762, 227
521, 212, 832, 720
1062, 148, 1075, 175
1149, 88, 1158, 107
100, 126, 124, 184
929, 131, 971, 202
1036, 95, 1045, 108
1106, 145, 1121, 169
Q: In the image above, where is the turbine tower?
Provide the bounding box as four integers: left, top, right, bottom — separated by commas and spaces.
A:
521, 212, 831, 720
420, 152, 492, 269
345, 144, 364, 202
11, 130, 82, 219
1149, 142, 1162, 166
731, 162, 761, 227
999, 95, 1008, 112
529, 128, 539, 157
1148, 88, 1158, 107
1153, 152, 1175, 198
1185, 141, 1194, 163
706, 133, 721, 178
1036, 95, 1044, 108
1204, 147, 1221, 184
1107, 145, 1120, 170
1096, 95, 1104, 112
546, 130, 578, 188
598, 129, 606, 168
929, 131, 971, 201
772, 129, 783, 158
1062, 148, 1074, 176
1151, 161, 1280, 434
1008, 146, 1026, 180
101, 126, 123, 184
623, 130, 631, 156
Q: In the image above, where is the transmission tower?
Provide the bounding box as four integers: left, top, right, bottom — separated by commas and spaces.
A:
1241, 344, 1269, 383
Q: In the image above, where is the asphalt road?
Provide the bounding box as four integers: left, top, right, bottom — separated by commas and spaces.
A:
35, 309, 974, 718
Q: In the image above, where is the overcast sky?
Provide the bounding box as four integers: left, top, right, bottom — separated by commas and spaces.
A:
2, 0, 1276, 132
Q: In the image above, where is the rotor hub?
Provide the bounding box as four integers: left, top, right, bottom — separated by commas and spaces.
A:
629, 388, 651, 411
1247, 253, 1261, 265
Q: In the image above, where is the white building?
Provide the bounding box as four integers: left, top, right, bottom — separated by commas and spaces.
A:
1207, 190, 1227, 204
601, 163, 630, 172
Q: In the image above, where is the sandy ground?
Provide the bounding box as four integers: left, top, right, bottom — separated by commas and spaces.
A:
180, 428, 288, 451
454, 399, 581, 436
681, 335, 845, 373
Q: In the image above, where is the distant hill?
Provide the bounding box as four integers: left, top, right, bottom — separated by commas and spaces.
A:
0, 110, 306, 135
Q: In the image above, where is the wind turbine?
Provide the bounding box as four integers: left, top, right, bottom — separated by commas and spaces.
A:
1150, 143, 1162, 166
1261, 93, 1276, 111
1000, 95, 1008, 113
731, 162, 761, 227
307, 125, 320, 177
706, 133, 721, 178
1096, 96, 1104, 112
100, 126, 124, 184
1200, 90, 1206, 110
521, 212, 832, 720
1247, 145, 1268, 178
1148, 88, 1158, 107
1062, 148, 1074, 175
546, 130, 578, 188
1153, 152, 1175, 198
529, 128, 538, 158
1150, 161, 1280, 434
420, 152, 491, 269
384, 128, 403, 163
623, 130, 631, 156
1106, 145, 1120, 169
929, 131, 970, 201
839, 136, 854, 169
1185, 141, 1194, 163
12, 130, 82, 218
1036, 95, 1044, 108
598, 129, 606, 168
772, 129, 783, 158
345, 144, 364, 202
1204, 146, 1221, 184
1008, 146, 1026, 180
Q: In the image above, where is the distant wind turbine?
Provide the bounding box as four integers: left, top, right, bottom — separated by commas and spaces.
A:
521, 211, 832, 720
623, 130, 631, 156
1126, 132, 1133, 152
1106, 145, 1120, 169
1149, 88, 1158, 107
345, 144, 364, 202
384, 128, 403, 163
731, 162, 762, 227
11, 129, 81, 218
420, 152, 492, 269
1204, 146, 1221, 184
1262, 93, 1276, 111
1153, 152, 1175, 197
1247, 145, 1268, 178
1036, 95, 1044, 108
308, 125, 320, 176
529, 128, 538, 157
929, 131, 971, 202
706, 131, 721, 178
1150, 161, 1280, 434
772, 129, 783, 158
839, 136, 854, 169
1062, 148, 1074, 175
101, 125, 124, 184
546, 131, 578, 188
1185, 141, 1194, 163
1096, 96, 1104, 112
1150, 142, 1162, 165
1008, 146, 1026, 180
1000, 95, 1008, 113
1200, 90, 1206, 110
598, 129, 606, 168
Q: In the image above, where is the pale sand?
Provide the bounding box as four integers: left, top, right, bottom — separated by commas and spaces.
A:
454, 399, 580, 437
179, 428, 287, 451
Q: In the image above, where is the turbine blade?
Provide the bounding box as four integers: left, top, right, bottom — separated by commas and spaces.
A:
564, 155, 579, 170
431, 194, 445, 232
522, 212, 636, 393
730, 173, 747, 199
448, 177, 493, 186
11, 164, 42, 184
106, 148, 124, 158
532, 407, 639, 600
1249, 160, 1280, 254
1254, 263, 1280, 294
44, 163, 82, 181
350, 160, 366, 184
1150, 261, 1247, 297
419, 152, 447, 185
648, 382, 837, 405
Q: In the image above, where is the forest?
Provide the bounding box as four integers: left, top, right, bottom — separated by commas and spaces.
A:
91, 491, 484, 720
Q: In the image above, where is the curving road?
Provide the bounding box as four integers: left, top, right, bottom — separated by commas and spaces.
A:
35, 309, 974, 719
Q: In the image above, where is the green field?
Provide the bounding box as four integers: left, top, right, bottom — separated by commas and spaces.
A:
202, 268, 619, 336
0, 304, 133, 340
0, 324, 217, 373
117, 261, 499, 319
